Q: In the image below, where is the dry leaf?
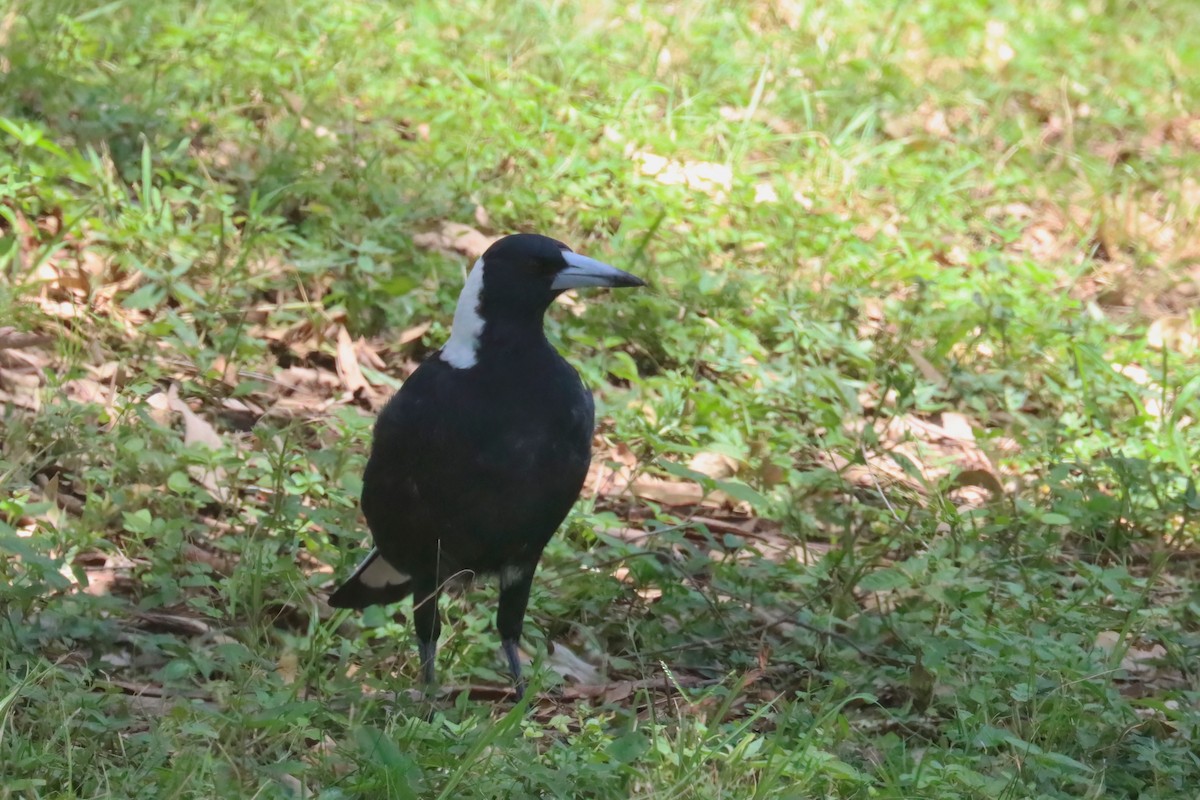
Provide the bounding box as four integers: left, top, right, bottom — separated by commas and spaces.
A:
33, 473, 84, 517
905, 345, 946, 386
924, 108, 952, 139
277, 650, 299, 685
633, 150, 732, 199
396, 321, 432, 345
1095, 631, 1168, 676
545, 643, 601, 684
166, 384, 231, 502
602, 681, 634, 704
939, 412, 975, 441
688, 451, 739, 481
753, 182, 779, 204
882, 101, 955, 141
99, 650, 132, 669
412, 222, 499, 260
612, 565, 664, 601
63, 377, 110, 408
0, 344, 44, 372
144, 391, 174, 427
835, 412, 1005, 504
335, 326, 369, 393
982, 19, 1015, 71
1147, 315, 1198, 357
584, 443, 637, 497
183, 543, 236, 575
554, 290, 588, 317
132, 611, 211, 637
0, 328, 53, 350
77, 552, 134, 597
166, 385, 222, 450
630, 475, 706, 506
954, 468, 1006, 495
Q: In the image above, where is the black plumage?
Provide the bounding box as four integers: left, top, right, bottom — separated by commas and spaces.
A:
328, 233, 644, 696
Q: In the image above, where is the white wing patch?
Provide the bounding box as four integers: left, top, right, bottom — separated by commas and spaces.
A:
351, 548, 411, 588
440, 257, 486, 369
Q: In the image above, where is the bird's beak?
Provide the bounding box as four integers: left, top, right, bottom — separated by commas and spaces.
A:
552, 252, 646, 290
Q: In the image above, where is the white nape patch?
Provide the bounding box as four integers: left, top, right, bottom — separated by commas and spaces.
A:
440, 257, 486, 369
352, 548, 410, 588
499, 564, 531, 590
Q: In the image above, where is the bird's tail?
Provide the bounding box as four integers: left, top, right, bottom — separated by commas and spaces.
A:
327, 547, 413, 609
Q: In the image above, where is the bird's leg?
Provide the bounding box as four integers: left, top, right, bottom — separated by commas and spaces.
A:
411, 577, 442, 693
417, 639, 438, 686
500, 638, 525, 700
497, 566, 535, 699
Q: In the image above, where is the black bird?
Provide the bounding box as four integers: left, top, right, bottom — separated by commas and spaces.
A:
328, 233, 644, 696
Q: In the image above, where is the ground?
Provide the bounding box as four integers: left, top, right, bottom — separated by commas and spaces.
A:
2, 1, 1200, 798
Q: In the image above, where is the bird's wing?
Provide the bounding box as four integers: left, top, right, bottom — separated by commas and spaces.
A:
359, 358, 448, 530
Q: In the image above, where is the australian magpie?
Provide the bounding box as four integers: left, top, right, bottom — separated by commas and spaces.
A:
328, 233, 644, 697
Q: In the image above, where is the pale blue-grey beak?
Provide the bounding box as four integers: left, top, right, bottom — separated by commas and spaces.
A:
552, 252, 645, 290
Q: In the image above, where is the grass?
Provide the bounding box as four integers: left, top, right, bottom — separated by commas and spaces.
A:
2, 0, 1200, 797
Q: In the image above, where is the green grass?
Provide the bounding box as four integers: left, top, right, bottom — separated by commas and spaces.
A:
3, 0, 1200, 797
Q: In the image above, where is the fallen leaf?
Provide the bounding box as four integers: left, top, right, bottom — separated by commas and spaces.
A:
905, 345, 946, 386
924, 108, 951, 139
554, 290, 588, 316
834, 412, 1005, 505
632, 150, 732, 200
939, 412, 975, 441
132, 611, 211, 637
413, 222, 498, 260
584, 443, 637, 497
63, 377, 110, 408
167, 385, 222, 450
882, 100, 956, 141
544, 643, 602, 684
100, 650, 132, 669
396, 321, 431, 346
335, 326, 369, 393
1095, 630, 1171, 680
34, 473, 85, 516
165, 384, 231, 502
953, 468, 1006, 495
630, 475, 706, 506
182, 543, 236, 575
1147, 315, 1198, 357
600, 682, 633, 704
612, 565, 665, 601
277, 650, 299, 685
982, 19, 1015, 71
0, 328, 53, 350
76, 551, 134, 597
277, 776, 304, 796
753, 182, 779, 204
688, 452, 740, 481
144, 391, 174, 427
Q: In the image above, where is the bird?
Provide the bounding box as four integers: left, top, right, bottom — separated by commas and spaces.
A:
328, 232, 644, 698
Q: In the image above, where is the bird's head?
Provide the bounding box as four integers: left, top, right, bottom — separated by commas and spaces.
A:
440, 233, 645, 368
